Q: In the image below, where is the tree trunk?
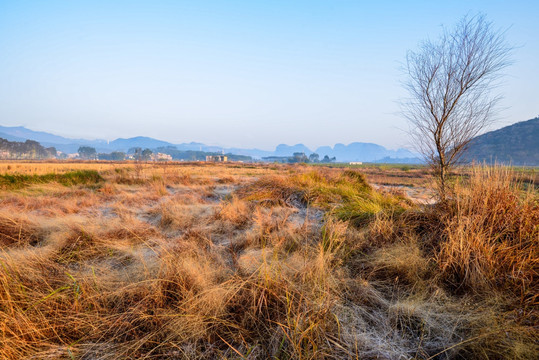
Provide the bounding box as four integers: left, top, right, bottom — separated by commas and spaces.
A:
439, 164, 446, 202
438, 150, 447, 202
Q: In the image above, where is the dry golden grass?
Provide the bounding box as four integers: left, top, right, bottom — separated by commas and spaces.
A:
0, 161, 536, 359
438, 167, 538, 301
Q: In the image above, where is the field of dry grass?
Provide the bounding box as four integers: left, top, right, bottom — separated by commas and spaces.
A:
0, 161, 537, 359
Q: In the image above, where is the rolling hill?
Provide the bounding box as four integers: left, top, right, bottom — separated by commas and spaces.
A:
463, 117, 539, 166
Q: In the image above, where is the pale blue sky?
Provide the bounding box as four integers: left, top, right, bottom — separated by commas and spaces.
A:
0, 0, 537, 150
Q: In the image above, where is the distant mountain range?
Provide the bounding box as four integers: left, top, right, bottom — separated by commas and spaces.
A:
463, 117, 539, 166
2, 118, 537, 164
0, 125, 419, 162
0, 126, 108, 150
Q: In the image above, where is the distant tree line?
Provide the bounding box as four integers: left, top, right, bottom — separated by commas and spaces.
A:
98, 151, 126, 161
76, 145, 253, 162
155, 146, 252, 162
291, 152, 336, 163
128, 147, 153, 161
78, 146, 97, 160
263, 152, 336, 164
0, 140, 254, 162
0, 138, 56, 159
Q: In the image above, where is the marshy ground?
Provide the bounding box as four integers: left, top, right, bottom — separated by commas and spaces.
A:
0, 162, 537, 359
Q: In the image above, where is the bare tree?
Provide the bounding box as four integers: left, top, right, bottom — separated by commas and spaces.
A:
403, 14, 512, 200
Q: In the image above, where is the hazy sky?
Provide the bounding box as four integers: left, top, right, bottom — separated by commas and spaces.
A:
1, 1, 537, 150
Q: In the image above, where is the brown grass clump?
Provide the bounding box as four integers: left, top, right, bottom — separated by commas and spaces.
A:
0, 212, 43, 247
214, 196, 252, 228
156, 202, 214, 231
238, 174, 304, 207
369, 241, 430, 285
437, 166, 538, 302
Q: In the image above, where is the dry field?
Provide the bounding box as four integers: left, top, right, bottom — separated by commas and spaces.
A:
0, 162, 537, 359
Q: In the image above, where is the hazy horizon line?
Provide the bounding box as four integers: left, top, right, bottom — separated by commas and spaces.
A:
1, 123, 415, 152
